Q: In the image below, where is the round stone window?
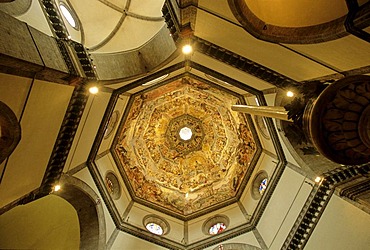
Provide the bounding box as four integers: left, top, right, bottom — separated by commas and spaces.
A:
251, 171, 269, 200
202, 215, 229, 235
209, 222, 227, 235
105, 171, 121, 200
143, 215, 170, 235
59, 2, 79, 30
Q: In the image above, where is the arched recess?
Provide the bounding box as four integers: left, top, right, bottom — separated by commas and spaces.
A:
0, 101, 21, 164
0, 0, 32, 16
56, 174, 106, 250
228, 0, 368, 44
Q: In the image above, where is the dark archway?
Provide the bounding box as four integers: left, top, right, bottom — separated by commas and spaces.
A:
56, 174, 106, 250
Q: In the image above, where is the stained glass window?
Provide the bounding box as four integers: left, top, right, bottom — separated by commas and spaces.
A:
209, 222, 226, 235
259, 178, 268, 195
146, 222, 163, 235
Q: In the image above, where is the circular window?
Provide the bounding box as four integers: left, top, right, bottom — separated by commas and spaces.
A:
105, 172, 121, 200
143, 215, 170, 235
259, 178, 268, 195
104, 110, 120, 139
254, 115, 270, 140
146, 222, 163, 235
202, 215, 229, 235
59, 3, 78, 30
209, 222, 227, 235
251, 171, 269, 200
179, 126, 192, 141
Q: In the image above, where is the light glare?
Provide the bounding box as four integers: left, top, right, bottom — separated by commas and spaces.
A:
54, 185, 61, 192
182, 44, 193, 55
314, 177, 322, 183
89, 86, 99, 94
287, 91, 294, 97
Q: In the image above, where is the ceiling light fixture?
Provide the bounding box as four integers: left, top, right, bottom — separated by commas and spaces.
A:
182, 44, 193, 55
286, 91, 294, 97
89, 86, 99, 94
54, 185, 61, 192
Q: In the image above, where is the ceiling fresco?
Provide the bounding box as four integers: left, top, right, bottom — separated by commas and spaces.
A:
114, 77, 257, 216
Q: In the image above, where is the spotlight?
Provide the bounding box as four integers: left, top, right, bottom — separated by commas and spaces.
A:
182, 44, 193, 55
89, 86, 99, 94
314, 177, 322, 183
54, 185, 61, 192
287, 91, 294, 97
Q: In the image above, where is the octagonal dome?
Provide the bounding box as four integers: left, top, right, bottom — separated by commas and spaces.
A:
113, 77, 258, 217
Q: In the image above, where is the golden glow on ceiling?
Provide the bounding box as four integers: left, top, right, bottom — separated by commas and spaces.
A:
53, 185, 61, 192
286, 91, 294, 97
245, 0, 347, 27
89, 86, 99, 94
114, 78, 257, 216
182, 44, 193, 55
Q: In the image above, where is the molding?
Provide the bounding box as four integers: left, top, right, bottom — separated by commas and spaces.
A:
38, 84, 89, 198
282, 164, 370, 249
67, 161, 87, 176
122, 200, 134, 220
237, 201, 250, 221
252, 228, 268, 250
193, 37, 298, 89
89, 12, 127, 51
345, 0, 370, 43
106, 228, 120, 250
0, 187, 40, 216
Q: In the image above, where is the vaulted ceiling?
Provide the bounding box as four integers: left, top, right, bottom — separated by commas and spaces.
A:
0, 0, 369, 249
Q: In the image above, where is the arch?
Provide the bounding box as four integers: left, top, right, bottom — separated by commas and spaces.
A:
55, 174, 106, 250
228, 0, 362, 44
0, 101, 21, 164
0, 0, 32, 16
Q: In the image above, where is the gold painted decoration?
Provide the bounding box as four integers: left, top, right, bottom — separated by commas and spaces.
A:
115, 78, 256, 215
